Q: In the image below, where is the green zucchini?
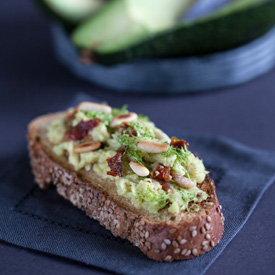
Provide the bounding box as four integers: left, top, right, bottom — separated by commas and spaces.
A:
93, 0, 275, 66
72, 0, 196, 54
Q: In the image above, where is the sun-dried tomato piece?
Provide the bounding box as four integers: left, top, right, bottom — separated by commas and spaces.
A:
65, 118, 101, 141
151, 165, 172, 193
117, 122, 137, 137
107, 147, 126, 177
151, 164, 171, 181
159, 180, 172, 194
170, 136, 189, 149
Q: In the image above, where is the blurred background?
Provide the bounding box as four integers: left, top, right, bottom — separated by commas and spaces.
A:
0, 0, 275, 274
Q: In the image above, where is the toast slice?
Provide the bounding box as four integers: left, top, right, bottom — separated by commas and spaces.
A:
28, 104, 224, 262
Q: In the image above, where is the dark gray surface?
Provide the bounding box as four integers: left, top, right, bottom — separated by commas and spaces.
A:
0, 0, 275, 274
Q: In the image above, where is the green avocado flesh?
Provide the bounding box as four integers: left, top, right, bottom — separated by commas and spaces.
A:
34, 0, 108, 27
92, 0, 275, 66
72, 0, 195, 53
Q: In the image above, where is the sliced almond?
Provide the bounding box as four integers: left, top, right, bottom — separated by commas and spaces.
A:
110, 112, 138, 128
155, 129, 171, 143
74, 141, 101, 153
170, 171, 195, 189
76, 102, 112, 113
129, 161, 149, 177
137, 140, 169, 153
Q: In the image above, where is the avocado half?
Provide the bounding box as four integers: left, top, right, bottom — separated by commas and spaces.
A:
73, 0, 275, 66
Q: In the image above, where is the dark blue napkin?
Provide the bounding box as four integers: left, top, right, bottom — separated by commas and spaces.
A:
0, 95, 275, 275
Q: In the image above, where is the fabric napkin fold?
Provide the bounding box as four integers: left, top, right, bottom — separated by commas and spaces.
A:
0, 95, 275, 275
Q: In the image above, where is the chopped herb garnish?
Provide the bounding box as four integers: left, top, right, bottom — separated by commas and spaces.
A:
162, 146, 189, 162
112, 104, 128, 116
129, 122, 154, 139
117, 133, 145, 165
180, 188, 208, 212
135, 185, 168, 209
86, 111, 112, 125
138, 114, 149, 121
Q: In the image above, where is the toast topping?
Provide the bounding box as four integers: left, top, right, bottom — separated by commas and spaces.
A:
107, 147, 125, 177
65, 118, 101, 141
76, 102, 112, 113
137, 140, 169, 153
47, 102, 209, 214
155, 129, 171, 143
117, 123, 137, 136
74, 141, 101, 153
129, 161, 150, 177
151, 164, 171, 181
170, 171, 195, 189
110, 112, 138, 128
170, 136, 189, 149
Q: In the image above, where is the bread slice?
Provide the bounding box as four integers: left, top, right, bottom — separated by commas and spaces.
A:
28, 111, 224, 262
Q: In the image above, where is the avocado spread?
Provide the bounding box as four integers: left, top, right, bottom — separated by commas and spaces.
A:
47, 103, 208, 214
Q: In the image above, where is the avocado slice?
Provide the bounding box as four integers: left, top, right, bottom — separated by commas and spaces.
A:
92, 0, 275, 65
72, 0, 196, 53
33, 0, 108, 28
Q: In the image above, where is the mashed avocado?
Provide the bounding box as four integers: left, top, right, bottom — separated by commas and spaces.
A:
47, 104, 208, 214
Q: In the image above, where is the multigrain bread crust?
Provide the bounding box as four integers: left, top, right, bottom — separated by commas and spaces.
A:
28, 112, 224, 262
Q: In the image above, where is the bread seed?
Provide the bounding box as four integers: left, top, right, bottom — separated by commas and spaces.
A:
177, 236, 182, 242
180, 239, 187, 245
181, 249, 187, 255
129, 161, 150, 177
192, 249, 198, 256
164, 239, 171, 245
164, 255, 172, 262
202, 245, 208, 251
189, 226, 197, 231
210, 241, 215, 247
206, 216, 212, 223
76, 102, 112, 113
174, 248, 180, 254
137, 140, 169, 153
205, 223, 211, 231
110, 112, 138, 127
74, 141, 101, 153
145, 231, 150, 239
192, 230, 197, 238
206, 234, 211, 240
202, 241, 209, 246
171, 171, 195, 189
200, 227, 206, 234
140, 220, 145, 226
172, 241, 179, 247
169, 228, 177, 234
185, 250, 191, 256
161, 243, 167, 250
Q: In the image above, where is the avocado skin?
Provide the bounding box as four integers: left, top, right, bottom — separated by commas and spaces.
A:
95, 0, 275, 66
